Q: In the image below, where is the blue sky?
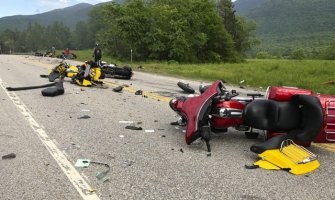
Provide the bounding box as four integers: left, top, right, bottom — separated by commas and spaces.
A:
0, 0, 111, 18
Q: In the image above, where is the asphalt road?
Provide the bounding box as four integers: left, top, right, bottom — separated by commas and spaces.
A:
0, 55, 334, 200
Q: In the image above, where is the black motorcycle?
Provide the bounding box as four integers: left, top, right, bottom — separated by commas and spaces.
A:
100, 62, 133, 80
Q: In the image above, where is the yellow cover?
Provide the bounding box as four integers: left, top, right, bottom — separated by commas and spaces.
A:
254, 144, 320, 175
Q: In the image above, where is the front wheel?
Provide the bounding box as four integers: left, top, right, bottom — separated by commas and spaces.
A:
177, 81, 195, 94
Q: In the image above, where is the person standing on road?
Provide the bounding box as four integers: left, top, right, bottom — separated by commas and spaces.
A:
93, 43, 102, 66
51, 45, 56, 57
64, 48, 70, 59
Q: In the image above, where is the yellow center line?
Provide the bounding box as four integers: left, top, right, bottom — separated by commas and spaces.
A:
312, 143, 335, 153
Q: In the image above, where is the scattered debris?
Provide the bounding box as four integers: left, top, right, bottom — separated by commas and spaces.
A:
119, 120, 134, 124
75, 159, 91, 168
135, 90, 143, 95
75, 159, 110, 182
65, 143, 81, 150
81, 109, 90, 112
179, 148, 184, 153
2, 153, 16, 160
122, 160, 135, 167
170, 121, 179, 125
6, 82, 57, 91
125, 125, 143, 130
239, 80, 246, 89
41, 81, 64, 97
154, 120, 158, 122
113, 86, 124, 92
161, 135, 166, 138
78, 115, 91, 119
91, 161, 110, 182
145, 129, 155, 133
119, 135, 125, 138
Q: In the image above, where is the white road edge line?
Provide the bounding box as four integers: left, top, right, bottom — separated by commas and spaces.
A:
0, 78, 100, 200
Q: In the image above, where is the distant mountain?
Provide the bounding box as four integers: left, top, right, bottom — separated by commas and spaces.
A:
0, 0, 126, 31
234, 0, 335, 56
234, 0, 266, 14
0, 3, 92, 30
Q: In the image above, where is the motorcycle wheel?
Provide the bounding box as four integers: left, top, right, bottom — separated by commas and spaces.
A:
177, 81, 195, 94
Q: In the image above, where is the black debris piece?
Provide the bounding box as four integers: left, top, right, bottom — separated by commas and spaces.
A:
2, 153, 16, 160
113, 86, 124, 92
78, 115, 91, 119
170, 121, 179, 125
125, 125, 143, 130
179, 148, 184, 153
135, 90, 143, 95
244, 164, 259, 169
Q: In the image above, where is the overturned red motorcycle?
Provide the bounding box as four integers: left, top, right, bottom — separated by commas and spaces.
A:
170, 80, 335, 150
170, 80, 335, 174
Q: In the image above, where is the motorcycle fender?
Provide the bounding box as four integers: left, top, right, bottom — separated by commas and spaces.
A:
254, 148, 320, 175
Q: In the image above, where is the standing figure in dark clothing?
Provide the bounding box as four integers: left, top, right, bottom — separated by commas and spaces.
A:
93, 43, 102, 66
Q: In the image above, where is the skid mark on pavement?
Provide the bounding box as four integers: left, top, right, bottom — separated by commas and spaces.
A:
0, 78, 100, 200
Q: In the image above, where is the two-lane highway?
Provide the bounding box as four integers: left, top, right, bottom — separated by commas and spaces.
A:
1, 55, 334, 200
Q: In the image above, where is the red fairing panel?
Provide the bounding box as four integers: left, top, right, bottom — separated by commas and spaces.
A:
181, 80, 223, 144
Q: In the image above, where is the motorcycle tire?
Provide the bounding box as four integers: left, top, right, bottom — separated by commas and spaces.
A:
115, 67, 132, 76
177, 81, 195, 94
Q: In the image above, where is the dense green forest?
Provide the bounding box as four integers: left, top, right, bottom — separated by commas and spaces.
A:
235, 0, 335, 59
0, 0, 334, 61
0, 0, 255, 63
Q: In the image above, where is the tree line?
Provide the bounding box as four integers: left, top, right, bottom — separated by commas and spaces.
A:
0, 0, 257, 63
2, 0, 332, 61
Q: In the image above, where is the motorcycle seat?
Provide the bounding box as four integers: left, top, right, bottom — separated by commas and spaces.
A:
243, 99, 300, 131
247, 94, 323, 154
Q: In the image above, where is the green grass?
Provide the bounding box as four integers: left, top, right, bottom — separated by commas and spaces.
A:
75, 50, 335, 94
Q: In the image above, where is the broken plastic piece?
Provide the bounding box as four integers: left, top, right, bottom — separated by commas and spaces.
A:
75, 159, 91, 168
145, 130, 155, 133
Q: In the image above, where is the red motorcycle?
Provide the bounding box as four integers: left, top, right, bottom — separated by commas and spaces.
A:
169, 80, 335, 153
